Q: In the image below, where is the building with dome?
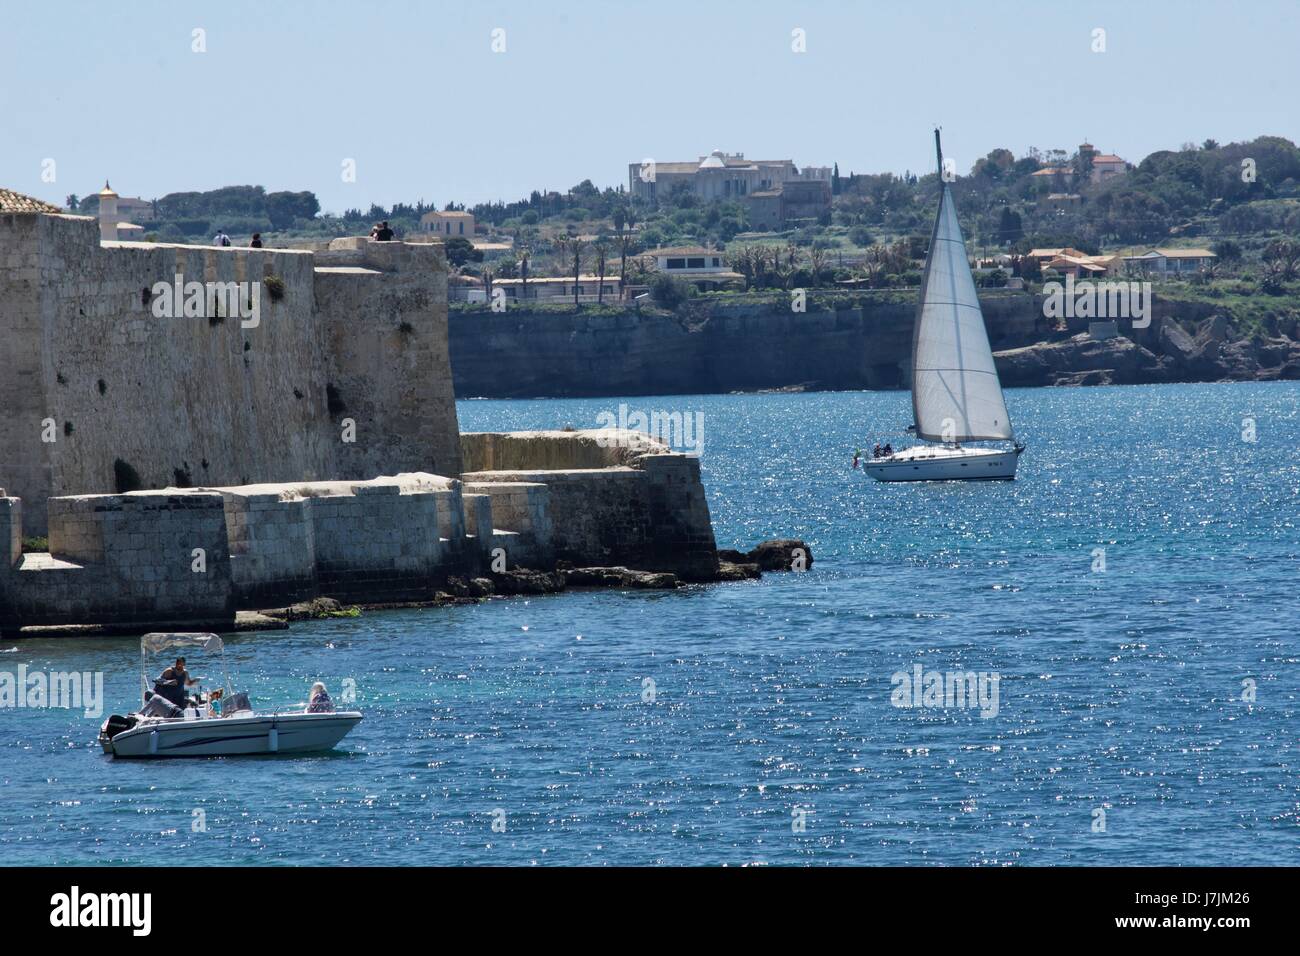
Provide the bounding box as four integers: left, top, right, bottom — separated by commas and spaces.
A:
628, 150, 827, 204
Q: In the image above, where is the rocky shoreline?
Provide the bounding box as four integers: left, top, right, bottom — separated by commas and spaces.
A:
9, 540, 814, 638
996, 314, 1300, 388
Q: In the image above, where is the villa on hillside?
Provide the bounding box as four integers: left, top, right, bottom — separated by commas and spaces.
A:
1030, 142, 1128, 188
1121, 248, 1217, 275
627, 150, 828, 204
420, 209, 475, 237
644, 245, 744, 291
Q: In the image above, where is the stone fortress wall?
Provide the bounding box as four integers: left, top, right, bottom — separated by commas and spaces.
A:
0, 207, 722, 632
0, 430, 716, 633
0, 214, 460, 535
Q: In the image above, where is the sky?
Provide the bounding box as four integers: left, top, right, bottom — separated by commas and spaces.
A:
4, 0, 1299, 214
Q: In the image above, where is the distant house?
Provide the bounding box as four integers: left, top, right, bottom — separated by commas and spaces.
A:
420, 209, 475, 237
1026, 247, 1089, 266
1027, 247, 1118, 278
744, 179, 831, 231
1031, 143, 1127, 188
646, 245, 727, 273
628, 150, 828, 204
1121, 248, 1217, 275
644, 245, 744, 291
1044, 254, 1119, 278
1042, 192, 1082, 211
493, 275, 622, 302
114, 196, 156, 222
1089, 153, 1127, 185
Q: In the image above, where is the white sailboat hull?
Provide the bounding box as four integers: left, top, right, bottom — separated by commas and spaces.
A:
865, 445, 1020, 482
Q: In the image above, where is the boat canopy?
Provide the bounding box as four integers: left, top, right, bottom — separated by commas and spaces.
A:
139, 632, 226, 700
141, 632, 224, 655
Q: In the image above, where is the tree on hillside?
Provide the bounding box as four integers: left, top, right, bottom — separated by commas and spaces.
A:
553, 235, 586, 306
266, 190, 320, 229
997, 207, 1023, 246
591, 239, 611, 304
1264, 238, 1300, 281
445, 237, 483, 268
807, 245, 829, 287
616, 230, 638, 288
515, 245, 531, 300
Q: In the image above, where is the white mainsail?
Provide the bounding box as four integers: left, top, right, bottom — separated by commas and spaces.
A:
911, 134, 1013, 443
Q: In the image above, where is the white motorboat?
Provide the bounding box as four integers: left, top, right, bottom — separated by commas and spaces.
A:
98, 632, 361, 758
867, 130, 1025, 483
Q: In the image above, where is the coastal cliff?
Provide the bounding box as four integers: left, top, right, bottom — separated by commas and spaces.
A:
448, 292, 1300, 397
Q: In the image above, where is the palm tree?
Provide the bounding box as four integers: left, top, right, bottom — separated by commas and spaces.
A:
592, 239, 611, 304
617, 231, 638, 296
516, 245, 531, 301
553, 235, 586, 306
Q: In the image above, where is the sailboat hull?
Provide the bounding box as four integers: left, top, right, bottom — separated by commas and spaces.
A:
865, 446, 1020, 482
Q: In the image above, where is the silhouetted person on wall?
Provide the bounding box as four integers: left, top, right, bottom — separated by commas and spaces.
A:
375, 221, 394, 241
250, 233, 263, 248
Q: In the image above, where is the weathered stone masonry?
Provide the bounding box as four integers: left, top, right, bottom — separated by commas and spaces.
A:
0, 214, 460, 535
0, 207, 724, 632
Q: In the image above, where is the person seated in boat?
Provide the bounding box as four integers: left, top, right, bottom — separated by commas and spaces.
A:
154, 657, 196, 708
872, 443, 883, 459
882, 443, 893, 457
206, 687, 223, 718
306, 682, 335, 714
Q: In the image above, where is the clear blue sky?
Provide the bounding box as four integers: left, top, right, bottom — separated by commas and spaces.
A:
4, 0, 1298, 213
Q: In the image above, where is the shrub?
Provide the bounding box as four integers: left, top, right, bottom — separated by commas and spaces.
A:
263, 275, 286, 301
649, 273, 692, 310
113, 459, 143, 493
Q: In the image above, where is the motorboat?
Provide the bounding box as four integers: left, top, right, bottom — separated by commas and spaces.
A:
865, 130, 1025, 483
98, 632, 361, 758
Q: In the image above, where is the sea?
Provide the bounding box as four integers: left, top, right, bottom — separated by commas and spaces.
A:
2, 382, 1296, 865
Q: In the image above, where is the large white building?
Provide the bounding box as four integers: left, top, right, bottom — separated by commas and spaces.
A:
628, 150, 826, 203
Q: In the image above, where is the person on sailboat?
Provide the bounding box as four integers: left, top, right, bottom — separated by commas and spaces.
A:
882, 443, 893, 457
872, 443, 883, 459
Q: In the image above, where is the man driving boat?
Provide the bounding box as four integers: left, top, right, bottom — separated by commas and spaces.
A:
154, 656, 197, 708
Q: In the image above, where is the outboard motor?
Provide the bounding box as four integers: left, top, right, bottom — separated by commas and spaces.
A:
97, 713, 139, 752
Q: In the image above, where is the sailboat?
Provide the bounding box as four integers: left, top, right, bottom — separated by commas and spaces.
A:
865, 130, 1025, 482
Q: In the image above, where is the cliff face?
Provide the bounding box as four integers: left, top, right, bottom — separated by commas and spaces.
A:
449, 294, 1037, 398
449, 293, 1300, 398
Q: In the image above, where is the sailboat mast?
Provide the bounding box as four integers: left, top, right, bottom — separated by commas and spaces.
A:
934, 128, 943, 180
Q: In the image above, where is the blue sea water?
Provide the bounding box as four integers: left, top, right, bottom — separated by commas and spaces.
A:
1, 383, 1297, 866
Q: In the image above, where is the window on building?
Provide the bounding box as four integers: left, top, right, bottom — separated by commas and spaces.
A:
711, 257, 720, 267
666, 258, 685, 269
687, 257, 705, 268
458, 222, 464, 234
